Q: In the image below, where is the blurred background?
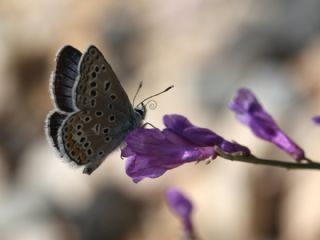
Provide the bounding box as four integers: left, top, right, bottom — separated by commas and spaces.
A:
1, 0, 320, 239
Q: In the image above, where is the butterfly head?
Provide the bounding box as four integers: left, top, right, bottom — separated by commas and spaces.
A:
134, 102, 146, 120
132, 83, 174, 124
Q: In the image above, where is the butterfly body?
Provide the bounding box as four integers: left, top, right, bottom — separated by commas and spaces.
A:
46, 45, 145, 174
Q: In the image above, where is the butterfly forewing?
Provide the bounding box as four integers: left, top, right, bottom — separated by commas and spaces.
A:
74, 45, 132, 113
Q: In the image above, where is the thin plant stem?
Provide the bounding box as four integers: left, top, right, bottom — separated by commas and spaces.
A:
214, 146, 320, 170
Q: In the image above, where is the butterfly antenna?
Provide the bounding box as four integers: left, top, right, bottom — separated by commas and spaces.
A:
137, 85, 174, 107
132, 81, 143, 106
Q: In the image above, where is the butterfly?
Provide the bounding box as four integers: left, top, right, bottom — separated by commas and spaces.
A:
45, 45, 152, 175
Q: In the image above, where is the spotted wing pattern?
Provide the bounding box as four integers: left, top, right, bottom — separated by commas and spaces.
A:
56, 45, 137, 174
74, 45, 132, 113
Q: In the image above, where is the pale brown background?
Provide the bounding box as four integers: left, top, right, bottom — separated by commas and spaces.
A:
1, 0, 320, 240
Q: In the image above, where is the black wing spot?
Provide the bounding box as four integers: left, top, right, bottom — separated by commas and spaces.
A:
91, 72, 97, 78
103, 127, 110, 134
84, 142, 90, 148
104, 81, 111, 92
87, 148, 93, 156
110, 93, 117, 101
90, 81, 97, 87
84, 116, 92, 123
95, 111, 103, 117
92, 124, 101, 135
90, 99, 96, 107
108, 114, 116, 123
98, 151, 104, 156
90, 89, 97, 97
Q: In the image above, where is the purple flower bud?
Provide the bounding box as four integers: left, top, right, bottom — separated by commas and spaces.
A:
122, 114, 251, 182
229, 88, 305, 161
166, 187, 195, 239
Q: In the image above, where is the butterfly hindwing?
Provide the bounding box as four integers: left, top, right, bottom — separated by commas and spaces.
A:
45, 111, 68, 154
58, 108, 132, 174
51, 45, 82, 112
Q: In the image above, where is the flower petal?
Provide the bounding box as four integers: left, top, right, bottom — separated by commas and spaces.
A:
163, 114, 193, 134
124, 128, 215, 183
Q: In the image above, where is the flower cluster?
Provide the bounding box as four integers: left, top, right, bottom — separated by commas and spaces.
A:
121, 87, 317, 183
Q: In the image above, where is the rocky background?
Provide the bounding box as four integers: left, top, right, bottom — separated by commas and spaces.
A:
1, 0, 320, 239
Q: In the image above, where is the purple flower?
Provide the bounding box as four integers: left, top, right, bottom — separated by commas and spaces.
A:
122, 114, 251, 183
166, 187, 195, 239
312, 116, 320, 125
229, 88, 305, 161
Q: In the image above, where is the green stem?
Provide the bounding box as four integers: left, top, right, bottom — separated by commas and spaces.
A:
214, 147, 320, 170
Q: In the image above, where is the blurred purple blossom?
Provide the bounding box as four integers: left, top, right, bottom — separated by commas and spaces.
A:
312, 116, 320, 124
122, 114, 250, 183
166, 187, 195, 240
229, 88, 305, 161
